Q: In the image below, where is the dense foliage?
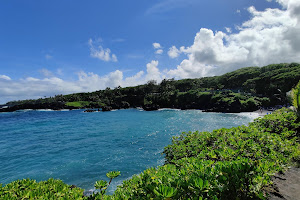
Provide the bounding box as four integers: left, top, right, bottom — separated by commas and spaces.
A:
1, 108, 299, 199
292, 81, 300, 117
3, 63, 300, 112
107, 108, 299, 199
0, 178, 84, 199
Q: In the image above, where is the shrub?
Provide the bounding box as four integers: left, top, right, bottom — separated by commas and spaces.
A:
0, 178, 85, 199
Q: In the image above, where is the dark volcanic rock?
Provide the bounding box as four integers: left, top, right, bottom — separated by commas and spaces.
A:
142, 104, 160, 111
84, 109, 97, 112
203, 99, 242, 113
0, 102, 69, 112
102, 106, 112, 111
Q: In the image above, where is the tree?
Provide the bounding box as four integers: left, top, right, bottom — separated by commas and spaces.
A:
292, 80, 300, 118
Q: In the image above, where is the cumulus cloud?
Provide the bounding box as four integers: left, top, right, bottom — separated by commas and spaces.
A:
145, 60, 162, 81
153, 42, 164, 54
155, 49, 164, 55
123, 71, 145, 87
168, 46, 181, 58
153, 42, 162, 49
0, 75, 11, 81
166, 0, 300, 78
88, 38, 118, 62
2, 0, 300, 103
225, 27, 232, 33
0, 61, 164, 104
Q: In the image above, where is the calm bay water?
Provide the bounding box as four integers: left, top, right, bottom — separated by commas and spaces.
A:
0, 108, 257, 193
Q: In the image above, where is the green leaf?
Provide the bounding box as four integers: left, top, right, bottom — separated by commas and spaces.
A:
106, 171, 121, 179
94, 180, 108, 190
194, 178, 204, 189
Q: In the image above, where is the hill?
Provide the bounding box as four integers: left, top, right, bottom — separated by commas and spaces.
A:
2, 63, 300, 112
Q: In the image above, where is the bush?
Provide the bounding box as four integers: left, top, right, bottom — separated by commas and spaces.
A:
0, 178, 85, 199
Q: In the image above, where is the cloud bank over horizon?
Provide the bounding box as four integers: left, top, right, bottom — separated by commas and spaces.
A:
167, 0, 300, 78
1, 0, 300, 104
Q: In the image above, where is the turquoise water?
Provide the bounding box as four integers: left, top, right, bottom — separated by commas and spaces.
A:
0, 109, 256, 193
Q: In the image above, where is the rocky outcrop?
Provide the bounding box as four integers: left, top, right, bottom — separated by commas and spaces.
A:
142, 104, 160, 111
102, 106, 112, 111
0, 102, 77, 112
203, 99, 243, 113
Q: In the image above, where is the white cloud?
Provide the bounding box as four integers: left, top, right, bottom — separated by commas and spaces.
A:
26, 77, 39, 81
153, 42, 162, 49
0, 61, 164, 104
225, 27, 232, 33
2, 0, 300, 104
0, 75, 11, 81
155, 49, 164, 55
123, 71, 145, 87
168, 46, 181, 58
153, 43, 164, 54
111, 54, 118, 62
146, 0, 198, 15
145, 60, 162, 81
88, 38, 118, 62
166, 0, 300, 78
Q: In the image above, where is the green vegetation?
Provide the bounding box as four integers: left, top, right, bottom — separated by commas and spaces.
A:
65, 101, 92, 108
2, 108, 298, 199
65, 101, 106, 108
0, 178, 85, 199
3, 63, 300, 112
292, 81, 300, 117
89, 171, 121, 199
108, 108, 299, 199
1, 66, 300, 198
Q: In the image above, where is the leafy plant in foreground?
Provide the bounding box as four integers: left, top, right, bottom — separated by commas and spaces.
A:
1, 108, 299, 199
292, 80, 300, 118
90, 171, 120, 199
0, 178, 85, 199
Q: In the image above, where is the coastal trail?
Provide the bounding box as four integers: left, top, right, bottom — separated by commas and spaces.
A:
268, 167, 300, 200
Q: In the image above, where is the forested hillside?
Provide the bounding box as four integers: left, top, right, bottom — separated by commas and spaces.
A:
2, 63, 300, 112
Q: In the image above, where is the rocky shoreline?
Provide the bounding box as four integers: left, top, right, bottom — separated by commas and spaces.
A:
0, 103, 256, 113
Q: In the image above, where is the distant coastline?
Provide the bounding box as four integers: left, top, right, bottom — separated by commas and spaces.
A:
1, 63, 299, 114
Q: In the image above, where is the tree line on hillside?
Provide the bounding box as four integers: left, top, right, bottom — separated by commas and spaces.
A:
2, 63, 300, 113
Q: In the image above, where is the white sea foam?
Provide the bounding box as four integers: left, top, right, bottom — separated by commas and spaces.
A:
16, 109, 33, 112
233, 112, 260, 121
37, 109, 54, 112
158, 108, 180, 111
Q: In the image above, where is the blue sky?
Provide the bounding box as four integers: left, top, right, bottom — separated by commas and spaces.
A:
0, 0, 299, 103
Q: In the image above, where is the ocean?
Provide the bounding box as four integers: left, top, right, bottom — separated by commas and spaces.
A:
0, 108, 258, 193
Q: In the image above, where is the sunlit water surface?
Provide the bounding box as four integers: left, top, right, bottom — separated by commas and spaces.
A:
0, 109, 258, 193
